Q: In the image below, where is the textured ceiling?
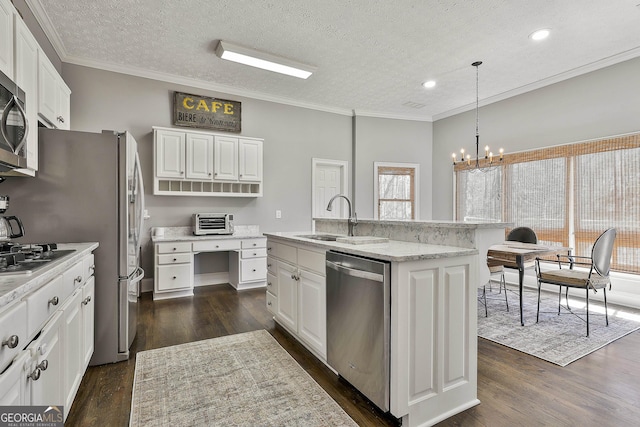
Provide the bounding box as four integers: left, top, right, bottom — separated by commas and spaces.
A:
26, 0, 640, 120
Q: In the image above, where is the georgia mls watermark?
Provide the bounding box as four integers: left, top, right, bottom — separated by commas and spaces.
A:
0, 406, 63, 427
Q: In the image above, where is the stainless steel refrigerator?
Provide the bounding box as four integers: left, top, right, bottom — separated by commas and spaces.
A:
4, 128, 145, 365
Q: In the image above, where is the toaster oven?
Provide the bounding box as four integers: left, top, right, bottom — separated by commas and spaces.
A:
193, 213, 234, 235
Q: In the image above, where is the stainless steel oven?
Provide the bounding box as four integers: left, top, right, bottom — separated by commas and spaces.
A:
0, 69, 28, 170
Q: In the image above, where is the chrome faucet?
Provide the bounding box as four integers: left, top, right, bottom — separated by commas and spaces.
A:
326, 194, 358, 236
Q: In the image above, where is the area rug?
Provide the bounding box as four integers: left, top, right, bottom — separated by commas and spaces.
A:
130, 330, 357, 426
477, 286, 640, 366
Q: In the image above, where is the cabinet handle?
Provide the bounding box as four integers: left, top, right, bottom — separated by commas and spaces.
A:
57, 116, 65, 123
48, 296, 59, 306
267, 282, 272, 287
252, 269, 256, 272
267, 247, 272, 251
172, 276, 177, 279
253, 252, 257, 256
216, 245, 220, 248
82, 296, 92, 305
173, 258, 177, 261
75, 275, 83, 283
180, 171, 184, 175
28, 368, 41, 381
1, 335, 19, 349
36, 360, 49, 371
253, 243, 257, 246
208, 172, 212, 176
291, 274, 296, 280
90, 264, 96, 273
267, 301, 272, 306
214, 173, 218, 176
173, 247, 177, 251
267, 263, 272, 268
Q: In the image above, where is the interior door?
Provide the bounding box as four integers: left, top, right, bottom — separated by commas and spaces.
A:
312, 159, 348, 221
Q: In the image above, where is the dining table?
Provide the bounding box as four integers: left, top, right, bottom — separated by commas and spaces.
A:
487, 241, 572, 326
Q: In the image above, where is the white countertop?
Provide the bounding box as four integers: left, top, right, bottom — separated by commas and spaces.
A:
313, 218, 511, 229
263, 232, 477, 262
0, 242, 99, 310
151, 226, 264, 243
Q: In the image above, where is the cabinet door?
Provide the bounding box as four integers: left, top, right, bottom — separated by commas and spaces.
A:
14, 17, 39, 170
186, 132, 214, 180
156, 263, 193, 292
0, 0, 13, 79
239, 139, 262, 182
213, 136, 238, 180
62, 290, 83, 414
297, 269, 327, 357
81, 277, 95, 369
55, 81, 70, 129
155, 130, 186, 178
37, 50, 58, 127
29, 311, 63, 408
0, 351, 30, 405
276, 261, 297, 332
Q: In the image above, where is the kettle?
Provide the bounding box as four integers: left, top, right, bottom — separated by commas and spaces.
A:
0, 215, 24, 241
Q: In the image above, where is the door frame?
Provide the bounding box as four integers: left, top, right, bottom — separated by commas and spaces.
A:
311, 158, 349, 230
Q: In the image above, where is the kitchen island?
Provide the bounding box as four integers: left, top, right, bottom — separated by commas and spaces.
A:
263, 228, 483, 427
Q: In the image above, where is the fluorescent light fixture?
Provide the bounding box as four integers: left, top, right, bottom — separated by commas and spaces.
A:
422, 80, 436, 89
215, 41, 316, 79
530, 28, 550, 41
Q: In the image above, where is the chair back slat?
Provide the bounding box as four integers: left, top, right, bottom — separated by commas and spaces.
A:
507, 227, 538, 244
592, 228, 616, 277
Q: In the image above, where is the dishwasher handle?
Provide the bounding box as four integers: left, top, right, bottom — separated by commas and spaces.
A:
326, 260, 385, 282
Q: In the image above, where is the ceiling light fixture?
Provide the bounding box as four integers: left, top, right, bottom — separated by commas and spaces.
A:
452, 61, 504, 168
215, 41, 316, 79
422, 80, 436, 89
529, 29, 550, 41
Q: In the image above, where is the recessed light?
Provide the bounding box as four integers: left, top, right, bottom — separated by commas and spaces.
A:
422, 80, 436, 89
529, 29, 550, 41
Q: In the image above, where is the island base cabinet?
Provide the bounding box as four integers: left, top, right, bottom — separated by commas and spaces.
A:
0, 351, 30, 405
390, 255, 479, 427
297, 269, 326, 358
28, 311, 63, 408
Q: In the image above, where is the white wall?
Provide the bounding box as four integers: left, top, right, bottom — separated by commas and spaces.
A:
354, 116, 433, 219
432, 56, 640, 220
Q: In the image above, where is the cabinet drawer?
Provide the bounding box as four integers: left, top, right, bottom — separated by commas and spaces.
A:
266, 256, 276, 275
241, 238, 266, 249
157, 253, 191, 265
157, 264, 192, 292
157, 242, 192, 254
240, 258, 266, 282
25, 274, 64, 335
241, 248, 267, 259
0, 301, 27, 373
62, 261, 85, 299
266, 291, 277, 315
83, 254, 95, 278
269, 241, 296, 264
266, 272, 277, 296
192, 240, 240, 252
298, 247, 326, 275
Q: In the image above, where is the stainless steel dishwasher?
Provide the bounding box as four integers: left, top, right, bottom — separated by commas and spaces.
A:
326, 250, 391, 412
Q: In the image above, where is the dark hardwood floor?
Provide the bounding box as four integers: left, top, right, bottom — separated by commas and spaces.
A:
65, 285, 640, 426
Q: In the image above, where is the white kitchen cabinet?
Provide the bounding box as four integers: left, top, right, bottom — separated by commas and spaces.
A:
0, 351, 30, 405
152, 126, 263, 196
0, 300, 27, 373
154, 242, 193, 298
37, 50, 70, 129
213, 135, 238, 180
239, 138, 263, 182
27, 311, 63, 408
186, 132, 214, 179
0, 0, 13, 79
229, 237, 267, 290
81, 277, 95, 369
13, 16, 39, 173
61, 289, 83, 416
155, 128, 186, 179
267, 238, 327, 359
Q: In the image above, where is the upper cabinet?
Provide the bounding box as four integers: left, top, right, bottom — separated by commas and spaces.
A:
0, 0, 13, 79
153, 126, 263, 197
38, 51, 70, 130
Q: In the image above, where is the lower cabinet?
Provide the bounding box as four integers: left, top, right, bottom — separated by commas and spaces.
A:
267, 238, 327, 359
62, 289, 83, 417
0, 351, 30, 405
27, 311, 63, 408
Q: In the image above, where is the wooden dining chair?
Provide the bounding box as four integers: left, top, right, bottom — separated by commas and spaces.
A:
535, 228, 616, 337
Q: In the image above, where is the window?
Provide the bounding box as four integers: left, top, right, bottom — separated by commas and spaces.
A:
374, 162, 419, 220
454, 133, 640, 274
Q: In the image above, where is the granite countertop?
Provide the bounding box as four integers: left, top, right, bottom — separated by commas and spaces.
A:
312, 218, 512, 229
0, 242, 99, 310
263, 231, 477, 262
151, 225, 264, 243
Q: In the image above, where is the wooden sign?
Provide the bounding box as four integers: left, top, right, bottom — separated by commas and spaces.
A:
173, 92, 241, 133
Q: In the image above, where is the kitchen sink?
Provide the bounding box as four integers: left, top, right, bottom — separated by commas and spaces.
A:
295, 234, 340, 241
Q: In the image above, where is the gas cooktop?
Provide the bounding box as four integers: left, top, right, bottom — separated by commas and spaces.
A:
0, 243, 76, 276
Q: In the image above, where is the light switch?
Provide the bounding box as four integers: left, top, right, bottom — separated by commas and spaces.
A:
276, 210, 282, 219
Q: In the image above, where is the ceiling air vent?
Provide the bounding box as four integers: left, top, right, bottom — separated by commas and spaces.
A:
403, 101, 426, 109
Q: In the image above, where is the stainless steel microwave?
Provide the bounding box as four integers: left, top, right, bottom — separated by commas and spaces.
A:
0, 69, 28, 171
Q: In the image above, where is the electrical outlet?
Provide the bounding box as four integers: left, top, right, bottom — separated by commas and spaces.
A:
276, 210, 282, 219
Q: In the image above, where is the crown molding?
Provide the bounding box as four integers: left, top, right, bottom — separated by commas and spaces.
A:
433, 46, 640, 121
353, 109, 433, 122
25, 0, 68, 58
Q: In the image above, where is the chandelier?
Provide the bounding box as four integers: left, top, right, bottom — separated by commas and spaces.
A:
452, 61, 503, 168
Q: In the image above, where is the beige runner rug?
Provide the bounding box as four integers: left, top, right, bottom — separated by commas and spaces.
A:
130, 330, 357, 426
